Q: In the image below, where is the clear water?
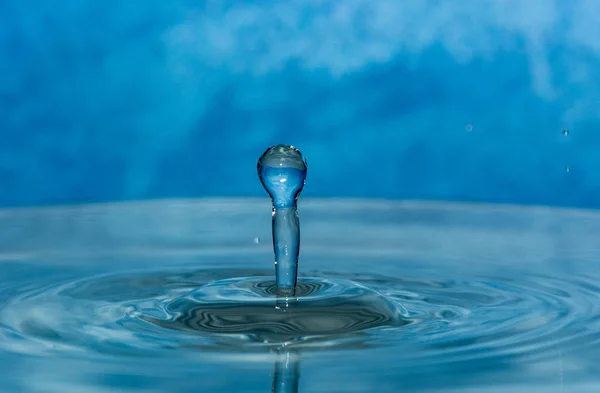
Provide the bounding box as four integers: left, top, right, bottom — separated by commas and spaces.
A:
257, 144, 307, 295
1, 198, 600, 392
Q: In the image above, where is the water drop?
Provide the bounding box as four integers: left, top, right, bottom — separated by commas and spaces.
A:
257, 145, 307, 297
563, 129, 569, 136
565, 166, 570, 173
465, 124, 473, 132
253, 237, 261, 244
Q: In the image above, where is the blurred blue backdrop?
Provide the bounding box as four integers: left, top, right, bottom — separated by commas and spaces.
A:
1, 0, 599, 208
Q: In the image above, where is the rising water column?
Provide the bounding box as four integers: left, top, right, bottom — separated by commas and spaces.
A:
257, 145, 307, 297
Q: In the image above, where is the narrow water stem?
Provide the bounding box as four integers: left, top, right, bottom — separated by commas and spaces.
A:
272, 205, 300, 296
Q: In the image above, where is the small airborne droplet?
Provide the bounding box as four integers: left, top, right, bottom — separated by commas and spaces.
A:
563, 129, 569, 136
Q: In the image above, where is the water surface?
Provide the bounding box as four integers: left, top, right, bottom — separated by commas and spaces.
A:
0, 198, 599, 392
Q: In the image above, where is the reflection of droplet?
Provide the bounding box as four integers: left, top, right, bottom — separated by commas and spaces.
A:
465, 124, 473, 132
253, 237, 260, 244
563, 129, 569, 136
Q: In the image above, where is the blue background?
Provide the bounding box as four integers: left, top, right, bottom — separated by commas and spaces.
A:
1, 0, 599, 208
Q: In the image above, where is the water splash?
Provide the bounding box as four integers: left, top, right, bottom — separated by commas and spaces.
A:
141, 276, 407, 347
257, 145, 308, 296
0, 200, 599, 391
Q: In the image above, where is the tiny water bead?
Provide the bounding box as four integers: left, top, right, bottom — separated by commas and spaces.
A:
563, 128, 569, 136
257, 145, 307, 296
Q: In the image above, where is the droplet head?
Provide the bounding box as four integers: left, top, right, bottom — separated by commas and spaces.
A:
257, 145, 307, 208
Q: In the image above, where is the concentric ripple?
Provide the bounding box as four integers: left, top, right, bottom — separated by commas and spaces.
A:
0, 266, 599, 362
2, 199, 600, 390
0, 270, 410, 354
141, 277, 408, 347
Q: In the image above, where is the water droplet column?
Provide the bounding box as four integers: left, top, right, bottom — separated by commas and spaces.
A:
258, 145, 307, 297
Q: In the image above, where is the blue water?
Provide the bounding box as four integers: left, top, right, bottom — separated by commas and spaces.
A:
258, 145, 307, 209
3, 2, 600, 391
258, 145, 307, 293
1, 199, 599, 392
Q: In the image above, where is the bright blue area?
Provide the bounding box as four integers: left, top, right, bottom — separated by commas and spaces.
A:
1, 0, 600, 208
259, 166, 306, 208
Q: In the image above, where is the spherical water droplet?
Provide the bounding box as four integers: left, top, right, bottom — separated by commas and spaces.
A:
565, 166, 570, 173
257, 145, 307, 209
465, 124, 473, 132
253, 237, 261, 244
563, 129, 569, 136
